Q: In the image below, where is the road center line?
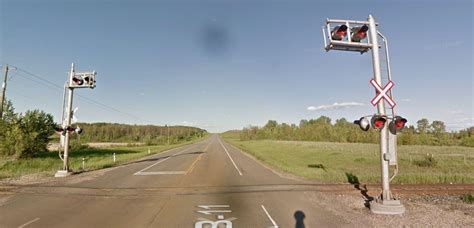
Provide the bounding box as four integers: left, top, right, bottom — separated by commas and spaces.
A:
261, 205, 279, 228
218, 138, 243, 176
186, 153, 203, 175
18, 218, 40, 228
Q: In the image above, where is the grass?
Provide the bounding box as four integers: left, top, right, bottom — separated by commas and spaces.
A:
223, 137, 474, 184
461, 194, 473, 204
0, 137, 206, 180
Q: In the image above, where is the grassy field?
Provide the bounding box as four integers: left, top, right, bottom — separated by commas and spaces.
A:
0, 137, 206, 180
222, 137, 474, 184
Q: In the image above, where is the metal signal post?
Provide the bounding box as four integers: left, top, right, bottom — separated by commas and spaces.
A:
322, 15, 405, 214
55, 63, 96, 177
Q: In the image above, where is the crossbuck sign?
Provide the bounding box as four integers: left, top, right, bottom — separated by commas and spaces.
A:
370, 79, 396, 108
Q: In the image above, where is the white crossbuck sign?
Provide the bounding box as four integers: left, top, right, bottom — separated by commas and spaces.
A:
370, 79, 396, 108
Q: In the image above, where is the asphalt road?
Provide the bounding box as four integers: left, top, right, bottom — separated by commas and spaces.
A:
0, 134, 349, 227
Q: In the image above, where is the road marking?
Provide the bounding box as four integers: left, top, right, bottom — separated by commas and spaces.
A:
261, 205, 279, 228
195, 219, 232, 228
198, 205, 230, 210
134, 171, 186, 175
186, 154, 203, 175
18, 218, 40, 228
217, 139, 243, 176
133, 145, 197, 175
196, 210, 232, 215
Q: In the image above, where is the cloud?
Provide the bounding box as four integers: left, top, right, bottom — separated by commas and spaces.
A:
307, 102, 365, 111
449, 110, 464, 114
181, 121, 194, 126
446, 117, 474, 130
400, 98, 412, 102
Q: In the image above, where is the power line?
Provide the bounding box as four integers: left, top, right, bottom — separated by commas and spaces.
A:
7, 64, 145, 121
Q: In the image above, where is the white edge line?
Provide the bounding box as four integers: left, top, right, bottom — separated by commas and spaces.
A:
217, 138, 243, 176
261, 205, 278, 228
18, 218, 40, 228
135, 171, 186, 175
134, 156, 173, 175
133, 144, 199, 175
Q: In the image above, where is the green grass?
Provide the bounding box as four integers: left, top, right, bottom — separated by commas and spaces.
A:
223, 138, 474, 184
0, 137, 206, 180
462, 194, 473, 204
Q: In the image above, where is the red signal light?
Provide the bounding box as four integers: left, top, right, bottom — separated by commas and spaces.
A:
351, 25, 369, 42
72, 77, 84, 85
371, 115, 387, 130
389, 116, 407, 134
331, 25, 348, 40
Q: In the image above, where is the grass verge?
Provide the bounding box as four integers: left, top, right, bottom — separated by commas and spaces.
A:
222, 137, 474, 184
0, 137, 207, 179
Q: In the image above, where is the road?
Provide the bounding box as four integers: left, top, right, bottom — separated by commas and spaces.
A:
1, 135, 350, 227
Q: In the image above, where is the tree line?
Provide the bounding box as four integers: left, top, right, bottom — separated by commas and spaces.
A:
238, 116, 474, 147
0, 100, 207, 159
74, 122, 207, 145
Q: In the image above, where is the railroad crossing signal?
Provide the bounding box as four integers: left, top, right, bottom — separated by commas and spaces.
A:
388, 116, 407, 134
331, 25, 348, 40
370, 79, 396, 108
56, 63, 97, 178
69, 71, 96, 89
322, 15, 405, 215
351, 25, 369, 42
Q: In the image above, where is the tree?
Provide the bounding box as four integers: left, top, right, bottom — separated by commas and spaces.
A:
430, 120, 446, 135
417, 118, 430, 134
19, 110, 56, 157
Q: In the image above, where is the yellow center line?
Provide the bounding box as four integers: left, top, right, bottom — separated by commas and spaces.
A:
185, 141, 211, 175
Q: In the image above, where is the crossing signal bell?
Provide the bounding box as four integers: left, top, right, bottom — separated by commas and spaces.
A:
351, 25, 369, 42
371, 115, 387, 130
389, 116, 407, 134
354, 117, 370, 131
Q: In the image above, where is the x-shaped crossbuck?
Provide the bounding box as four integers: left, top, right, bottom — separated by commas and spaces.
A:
370, 79, 396, 108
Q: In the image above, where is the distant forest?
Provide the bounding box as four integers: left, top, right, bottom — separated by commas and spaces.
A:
237, 116, 474, 147
73, 122, 207, 145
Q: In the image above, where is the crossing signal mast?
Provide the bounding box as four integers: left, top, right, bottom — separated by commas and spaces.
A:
323, 15, 406, 215
55, 63, 97, 177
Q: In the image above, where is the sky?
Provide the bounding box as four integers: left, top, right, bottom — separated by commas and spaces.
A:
0, 0, 472, 132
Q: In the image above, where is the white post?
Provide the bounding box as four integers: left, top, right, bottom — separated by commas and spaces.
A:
368, 14, 391, 200
82, 157, 85, 170
63, 63, 75, 172
113, 153, 116, 163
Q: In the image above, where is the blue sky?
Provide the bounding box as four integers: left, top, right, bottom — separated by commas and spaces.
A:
1, 0, 472, 132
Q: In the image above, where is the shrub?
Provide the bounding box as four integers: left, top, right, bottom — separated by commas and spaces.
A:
413, 154, 437, 167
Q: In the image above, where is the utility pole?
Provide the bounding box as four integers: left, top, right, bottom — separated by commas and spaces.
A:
0, 65, 9, 118
167, 125, 170, 145
55, 63, 97, 177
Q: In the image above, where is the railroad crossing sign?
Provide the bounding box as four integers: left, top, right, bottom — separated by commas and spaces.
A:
370, 79, 396, 108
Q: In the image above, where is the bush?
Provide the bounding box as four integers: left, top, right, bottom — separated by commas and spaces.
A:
0, 108, 56, 158
413, 154, 438, 167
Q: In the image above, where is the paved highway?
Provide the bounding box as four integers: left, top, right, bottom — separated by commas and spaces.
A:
0, 135, 348, 227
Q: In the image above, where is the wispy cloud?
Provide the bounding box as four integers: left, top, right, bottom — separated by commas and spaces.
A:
449, 110, 464, 114
446, 117, 474, 130
181, 121, 194, 126
307, 102, 365, 111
